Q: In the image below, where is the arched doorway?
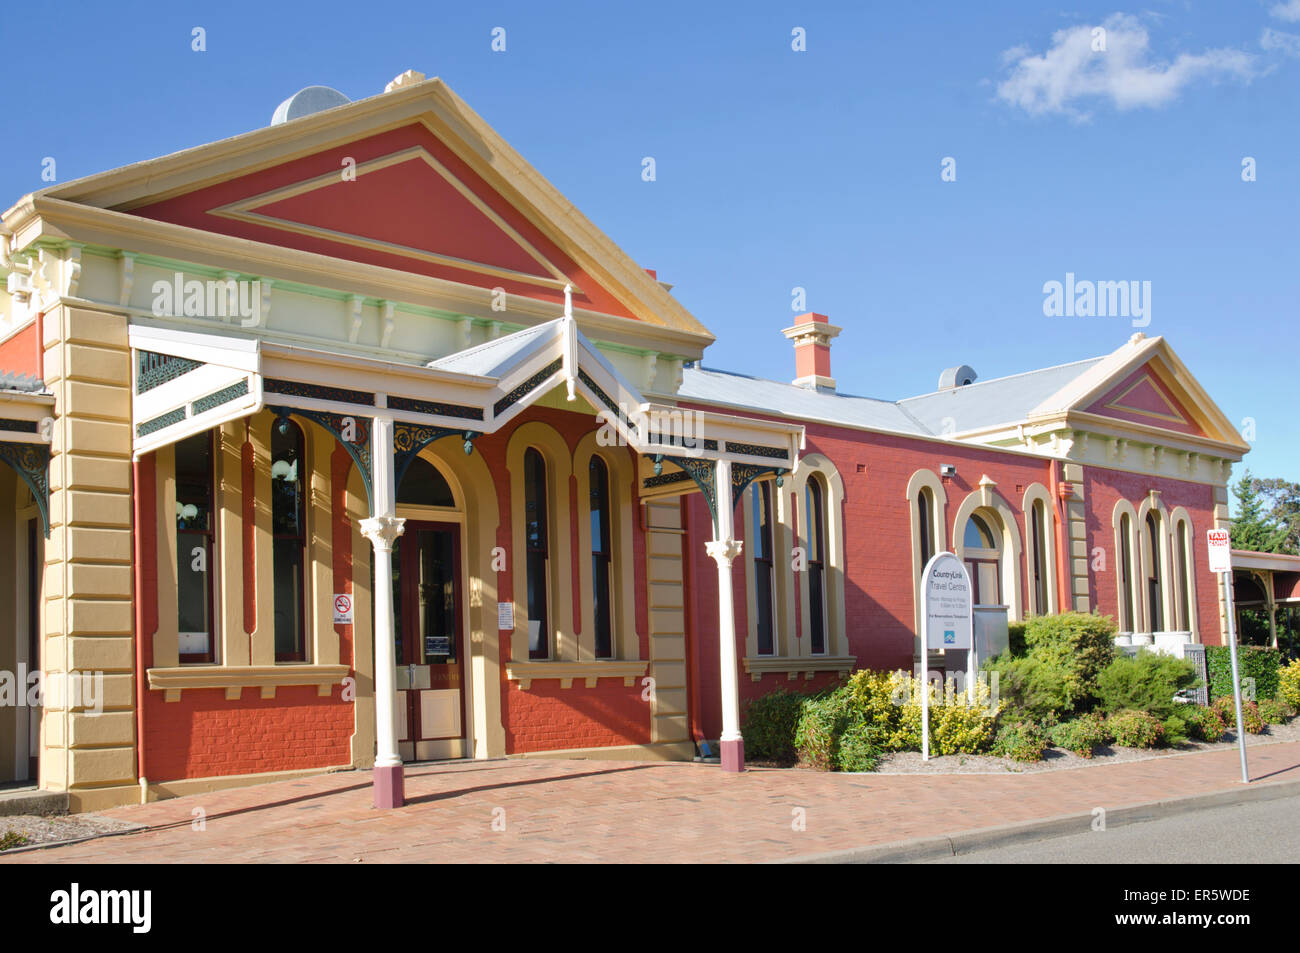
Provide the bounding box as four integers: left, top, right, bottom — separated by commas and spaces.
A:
393, 451, 469, 762
963, 511, 1003, 607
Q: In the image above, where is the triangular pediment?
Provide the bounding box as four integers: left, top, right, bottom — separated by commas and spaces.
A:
1087, 365, 1201, 435
1028, 334, 1249, 454
20, 76, 714, 345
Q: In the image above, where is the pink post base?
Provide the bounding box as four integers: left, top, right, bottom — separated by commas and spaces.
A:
721, 738, 745, 773
373, 764, 405, 809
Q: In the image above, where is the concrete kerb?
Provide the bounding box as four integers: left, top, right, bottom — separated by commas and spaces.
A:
782, 777, 1300, 864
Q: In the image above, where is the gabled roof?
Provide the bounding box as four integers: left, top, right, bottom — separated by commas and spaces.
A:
897, 357, 1104, 435
4, 74, 714, 350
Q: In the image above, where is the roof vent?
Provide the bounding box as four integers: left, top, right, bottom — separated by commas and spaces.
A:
938, 365, 977, 390
270, 86, 351, 125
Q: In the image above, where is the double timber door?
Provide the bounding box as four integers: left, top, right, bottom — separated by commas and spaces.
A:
393, 522, 467, 762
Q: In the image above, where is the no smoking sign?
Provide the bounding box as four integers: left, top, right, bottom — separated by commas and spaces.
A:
333, 593, 354, 625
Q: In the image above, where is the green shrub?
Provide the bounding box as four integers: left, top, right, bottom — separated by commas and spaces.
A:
1207, 645, 1280, 701
1108, 710, 1164, 748
741, 689, 807, 763
993, 720, 1049, 762
793, 688, 854, 770
986, 655, 1074, 721
1021, 611, 1119, 703
1007, 621, 1028, 658
1096, 651, 1199, 722
1050, 713, 1109, 758
834, 723, 882, 772
1211, 696, 1266, 734
1279, 659, 1300, 710
1184, 705, 1227, 742
1257, 698, 1290, 726
930, 701, 999, 755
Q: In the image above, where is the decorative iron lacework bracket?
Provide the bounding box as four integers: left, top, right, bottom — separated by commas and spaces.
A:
0, 442, 51, 537
662, 455, 718, 524
393, 423, 479, 488
730, 464, 787, 511
268, 405, 373, 512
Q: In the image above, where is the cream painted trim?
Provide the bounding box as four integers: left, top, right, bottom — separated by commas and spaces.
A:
573, 436, 639, 663
1112, 499, 1141, 633
154, 444, 180, 669
742, 655, 856, 681
1136, 492, 1174, 633
507, 741, 690, 761
790, 454, 846, 658
1168, 506, 1199, 634
1021, 483, 1059, 616
147, 664, 349, 699
740, 477, 785, 660
505, 422, 574, 663
906, 469, 948, 643
951, 480, 1025, 621
504, 659, 648, 690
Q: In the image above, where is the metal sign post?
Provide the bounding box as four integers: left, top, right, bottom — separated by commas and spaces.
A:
1208, 528, 1249, 784
920, 552, 974, 761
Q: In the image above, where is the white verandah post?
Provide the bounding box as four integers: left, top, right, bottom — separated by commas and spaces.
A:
706, 459, 745, 772
359, 414, 406, 809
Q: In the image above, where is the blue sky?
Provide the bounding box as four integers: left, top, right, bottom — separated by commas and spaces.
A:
4, 1, 1297, 493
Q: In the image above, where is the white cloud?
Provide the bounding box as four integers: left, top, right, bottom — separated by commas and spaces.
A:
1271, 1, 1300, 23
996, 14, 1257, 120
1261, 27, 1300, 56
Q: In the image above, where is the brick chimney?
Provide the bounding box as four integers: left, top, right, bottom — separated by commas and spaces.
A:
782, 312, 842, 392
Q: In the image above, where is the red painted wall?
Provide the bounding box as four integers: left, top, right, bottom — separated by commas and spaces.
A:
143, 686, 353, 781
477, 405, 653, 754
1083, 467, 1221, 645
0, 322, 39, 379
683, 411, 1059, 739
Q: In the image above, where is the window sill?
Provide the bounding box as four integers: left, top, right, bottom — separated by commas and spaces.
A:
147, 664, 351, 701
505, 659, 648, 690
742, 655, 856, 681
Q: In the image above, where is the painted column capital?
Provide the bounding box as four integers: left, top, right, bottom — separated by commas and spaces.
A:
360, 515, 406, 551
705, 538, 743, 567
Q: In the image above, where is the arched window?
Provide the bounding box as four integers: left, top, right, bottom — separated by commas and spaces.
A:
1118, 512, 1138, 632
1174, 518, 1193, 631
1029, 499, 1050, 616
524, 448, 550, 660
176, 430, 216, 663
806, 475, 828, 655
271, 418, 307, 662
589, 456, 613, 659
963, 512, 1002, 606
1145, 511, 1164, 632
918, 487, 935, 568
397, 455, 455, 508
751, 480, 776, 656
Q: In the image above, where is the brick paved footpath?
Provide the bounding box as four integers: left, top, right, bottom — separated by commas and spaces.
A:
5, 741, 1298, 864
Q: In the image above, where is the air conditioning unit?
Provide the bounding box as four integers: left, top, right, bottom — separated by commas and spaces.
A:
6, 271, 32, 300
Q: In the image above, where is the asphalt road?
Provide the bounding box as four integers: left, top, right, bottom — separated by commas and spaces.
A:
929, 792, 1300, 863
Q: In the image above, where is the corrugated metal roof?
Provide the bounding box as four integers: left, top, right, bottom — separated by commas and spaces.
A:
427, 321, 557, 377
898, 358, 1104, 434
678, 366, 931, 435
678, 356, 1104, 439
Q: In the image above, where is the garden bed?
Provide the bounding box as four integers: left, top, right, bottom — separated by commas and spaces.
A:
0, 813, 141, 853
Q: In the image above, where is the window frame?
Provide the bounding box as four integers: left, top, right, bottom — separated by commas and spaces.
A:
175, 429, 219, 665
523, 446, 551, 661
588, 454, 614, 660
271, 417, 309, 663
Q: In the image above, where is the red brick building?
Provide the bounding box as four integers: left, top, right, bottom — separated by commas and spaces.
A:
0, 73, 1248, 809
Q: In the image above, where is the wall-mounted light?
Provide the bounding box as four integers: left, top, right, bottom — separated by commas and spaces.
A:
940, 464, 956, 478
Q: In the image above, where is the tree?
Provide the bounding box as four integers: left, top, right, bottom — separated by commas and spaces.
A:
1252, 476, 1300, 555
1230, 471, 1288, 553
